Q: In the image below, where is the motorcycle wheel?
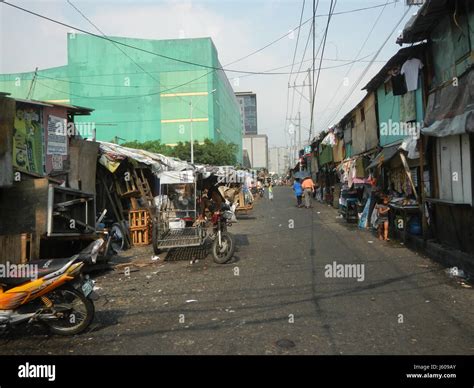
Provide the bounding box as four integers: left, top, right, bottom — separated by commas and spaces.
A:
211, 232, 235, 264
45, 286, 95, 336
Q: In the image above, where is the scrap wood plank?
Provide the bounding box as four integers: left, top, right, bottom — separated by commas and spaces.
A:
100, 175, 131, 247
0, 235, 22, 264
54, 198, 89, 208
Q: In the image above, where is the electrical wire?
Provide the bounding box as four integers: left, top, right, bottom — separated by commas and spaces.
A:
309, 0, 336, 140
288, 0, 308, 137
317, 0, 390, 133
319, 5, 413, 134
2, 0, 401, 76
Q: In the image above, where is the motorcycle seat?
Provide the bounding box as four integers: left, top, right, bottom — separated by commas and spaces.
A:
0, 258, 74, 287
30, 258, 74, 277
0, 277, 33, 286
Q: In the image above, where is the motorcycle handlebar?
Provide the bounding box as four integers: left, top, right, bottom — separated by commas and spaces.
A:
76, 239, 105, 264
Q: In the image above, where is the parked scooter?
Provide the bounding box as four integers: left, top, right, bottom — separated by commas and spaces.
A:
0, 239, 103, 335
210, 203, 236, 264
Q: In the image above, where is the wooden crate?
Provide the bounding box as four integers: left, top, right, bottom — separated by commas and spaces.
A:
0, 233, 34, 264
129, 209, 151, 230
131, 227, 151, 246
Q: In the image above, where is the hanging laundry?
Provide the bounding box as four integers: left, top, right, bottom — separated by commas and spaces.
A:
401, 58, 423, 92
391, 68, 407, 96
321, 132, 336, 146
400, 91, 417, 122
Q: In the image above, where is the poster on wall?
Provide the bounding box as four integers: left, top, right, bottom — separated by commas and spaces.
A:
12, 104, 44, 174
51, 154, 63, 171
47, 115, 68, 156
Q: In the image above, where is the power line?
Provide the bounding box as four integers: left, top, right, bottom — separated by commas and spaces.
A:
66, 0, 220, 124
2, 0, 401, 76
0, 1, 310, 76
33, 51, 382, 84
320, 5, 413, 133
284, 0, 311, 150
288, 0, 307, 129
2, 52, 382, 82
30, 52, 380, 101
67, 0, 162, 85
289, 0, 306, 83
224, 1, 398, 69
309, 0, 336, 140
293, 15, 315, 86
317, 0, 390, 133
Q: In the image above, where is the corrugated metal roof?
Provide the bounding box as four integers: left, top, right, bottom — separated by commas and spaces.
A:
362, 44, 427, 92
41, 101, 94, 115
396, 0, 450, 44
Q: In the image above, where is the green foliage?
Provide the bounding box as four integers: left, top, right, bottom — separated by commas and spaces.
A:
122, 139, 238, 166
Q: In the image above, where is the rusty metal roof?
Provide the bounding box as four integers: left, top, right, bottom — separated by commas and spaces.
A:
396, 0, 450, 44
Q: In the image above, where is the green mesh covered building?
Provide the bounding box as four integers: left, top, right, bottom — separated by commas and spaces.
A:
0, 34, 243, 161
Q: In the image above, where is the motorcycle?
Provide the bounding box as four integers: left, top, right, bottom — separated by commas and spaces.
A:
0, 239, 103, 335
209, 204, 236, 264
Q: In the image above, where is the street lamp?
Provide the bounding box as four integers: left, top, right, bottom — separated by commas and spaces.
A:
190, 88, 216, 164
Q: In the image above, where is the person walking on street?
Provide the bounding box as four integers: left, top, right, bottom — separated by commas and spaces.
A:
302, 177, 315, 208
293, 179, 303, 207
268, 183, 274, 201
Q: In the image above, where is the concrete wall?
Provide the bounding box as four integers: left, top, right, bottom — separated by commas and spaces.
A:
351, 93, 378, 155
243, 135, 268, 169
268, 147, 288, 175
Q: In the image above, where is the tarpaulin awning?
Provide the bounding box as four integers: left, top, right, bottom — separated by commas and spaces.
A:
98, 141, 192, 174
294, 170, 310, 179
158, 170, 195, 184
422, 68, 474, 137
366, 143, 401, 170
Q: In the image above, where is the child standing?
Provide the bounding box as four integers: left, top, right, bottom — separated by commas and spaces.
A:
375, 196, 390, 241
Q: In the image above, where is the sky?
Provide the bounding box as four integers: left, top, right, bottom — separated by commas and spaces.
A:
0, 0, 419, 148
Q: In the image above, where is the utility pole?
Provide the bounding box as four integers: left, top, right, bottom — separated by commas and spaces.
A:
27, 67, 38, 100
189, 102, 194, 164
287, 73, 312, 162
308, 68, 313, 141
298, 111, 302, 172
294, 117, 297, 165
298, 111, 302, 152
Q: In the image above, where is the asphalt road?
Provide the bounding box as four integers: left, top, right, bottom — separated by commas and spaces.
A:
1, 186, 473, 355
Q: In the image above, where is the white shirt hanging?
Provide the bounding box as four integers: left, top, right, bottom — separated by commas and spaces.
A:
401, 58, 424, 92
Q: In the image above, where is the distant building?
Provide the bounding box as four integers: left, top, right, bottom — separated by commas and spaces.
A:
243, 134, 268, 169
242, 149, 252, 169
0, 34, 243, 162
268, 147, 289, 175
235, 92, 258, 135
